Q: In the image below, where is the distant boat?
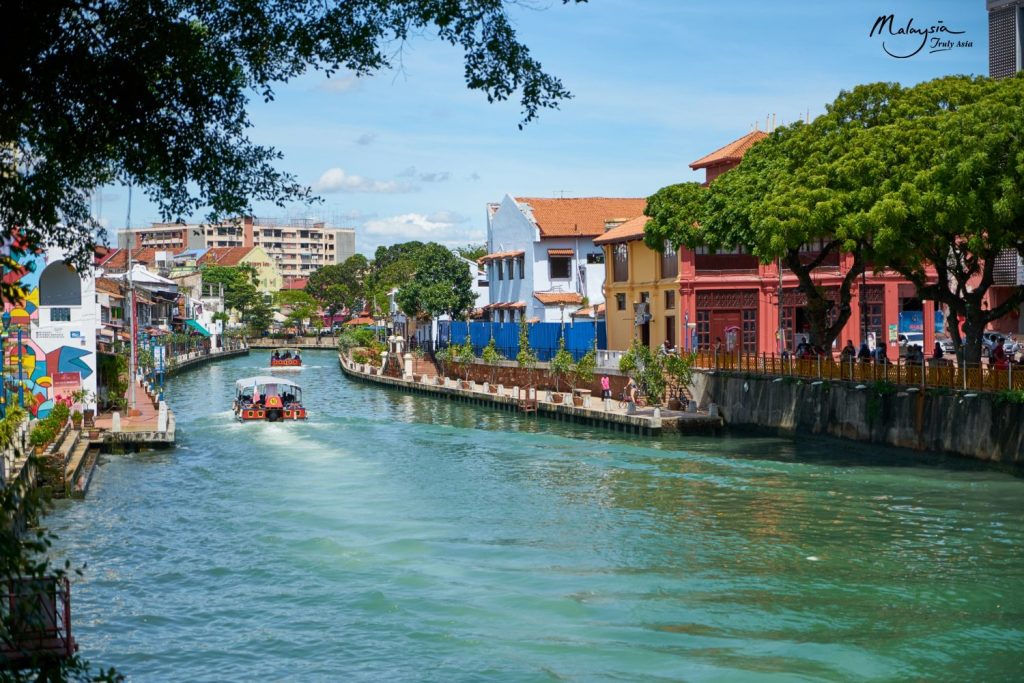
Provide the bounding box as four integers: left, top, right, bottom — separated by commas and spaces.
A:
233, 376, 307, 422
270, 348, 302, 368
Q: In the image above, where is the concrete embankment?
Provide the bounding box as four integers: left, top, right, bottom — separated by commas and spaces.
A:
339, 354, 722, 436
690, 371, 1024, 465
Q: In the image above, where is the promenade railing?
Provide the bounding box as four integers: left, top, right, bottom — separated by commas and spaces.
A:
695, 350, 1024, 393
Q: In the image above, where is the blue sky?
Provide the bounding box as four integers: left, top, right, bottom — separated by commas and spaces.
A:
102, 0, 988, 256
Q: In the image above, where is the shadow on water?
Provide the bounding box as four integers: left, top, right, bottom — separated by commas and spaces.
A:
360, 374, 1012, 476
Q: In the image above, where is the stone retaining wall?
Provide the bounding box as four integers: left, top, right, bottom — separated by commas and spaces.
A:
690, 371, 1024, 464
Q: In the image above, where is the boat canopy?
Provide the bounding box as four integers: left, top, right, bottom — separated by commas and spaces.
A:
271, 348, 301, 353
234, 376, 303, 399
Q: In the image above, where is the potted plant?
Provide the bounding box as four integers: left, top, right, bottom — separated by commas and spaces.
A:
482, 338, 503, 388
515, 317, 538, 391
568, 350, 596, 406
550, 338, 574, 394
29, 423, 52, 455
71, 410, 83, 430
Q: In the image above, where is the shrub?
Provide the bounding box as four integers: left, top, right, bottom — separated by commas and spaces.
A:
481, 338, 503, 384
50, 402, 70, 424
29, 423, 53, 448
568, 349, 596, 394
549, 339, 573, 392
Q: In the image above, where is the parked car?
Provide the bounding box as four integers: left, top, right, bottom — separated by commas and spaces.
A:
936, 336, 955, 354
897, 332, 924, 350
982, 332, 1019, 357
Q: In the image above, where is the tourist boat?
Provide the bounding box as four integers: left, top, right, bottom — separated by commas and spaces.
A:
269, 348, 302, 368
233, 376, 307, 422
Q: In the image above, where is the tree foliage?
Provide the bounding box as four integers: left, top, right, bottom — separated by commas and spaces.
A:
395, 243, 475, 319
1, 0, 585, 271
305, 255, 369, 315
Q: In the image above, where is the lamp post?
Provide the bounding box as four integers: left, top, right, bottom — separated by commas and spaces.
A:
559, 302, 566, 339
0, 311, 8, 418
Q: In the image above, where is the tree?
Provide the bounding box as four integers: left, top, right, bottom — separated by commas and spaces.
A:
619, 340, 666, 405
274, 289, 319, 335
306, 255, 369, 314
200, 263, 272, 334
863, 75, 1024, 364
396, 243, 475, 319
515, 316, 538, 388
1, 0, 585, 272
454, 244, 488, 262
549, 337, 573, 392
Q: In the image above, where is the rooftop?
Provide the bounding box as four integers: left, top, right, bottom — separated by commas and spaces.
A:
514, 197, 647, 238
689, 130, 768, 170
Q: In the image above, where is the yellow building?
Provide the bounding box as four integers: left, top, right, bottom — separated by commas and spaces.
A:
593, 216, 680, 352
201, 246, 282, 295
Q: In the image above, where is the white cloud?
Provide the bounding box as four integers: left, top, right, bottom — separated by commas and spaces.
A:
361, 212, 484, 252
320, 74, 359, 92
312, 167, 418, 194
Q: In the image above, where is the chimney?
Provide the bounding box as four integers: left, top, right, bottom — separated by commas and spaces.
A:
604, 218, 629, 232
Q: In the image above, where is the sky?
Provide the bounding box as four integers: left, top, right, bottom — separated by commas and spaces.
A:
100, 0, 989, 257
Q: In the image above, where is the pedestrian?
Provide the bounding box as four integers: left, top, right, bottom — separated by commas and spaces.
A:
600, 375, 611, 400
659, 339, 673, 356
857, 342, 872, 363
713, 337, 723, 354
992, 338, 1008, 369
932, 341, 944, 360
626, 378, 638, 405
840, 339, 856, 364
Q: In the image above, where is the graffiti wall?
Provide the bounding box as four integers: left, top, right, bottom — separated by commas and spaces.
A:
1, 245, 97, 418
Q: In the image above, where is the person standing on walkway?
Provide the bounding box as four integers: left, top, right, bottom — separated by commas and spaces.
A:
992, 338, 1008, 370
600, 375, 611, 400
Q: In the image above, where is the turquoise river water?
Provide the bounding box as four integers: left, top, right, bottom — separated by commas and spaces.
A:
45, 350, 1024, 681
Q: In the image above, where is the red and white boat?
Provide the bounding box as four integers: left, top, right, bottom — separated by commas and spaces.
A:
270, 348, 302, 368
233, 376, 307, 422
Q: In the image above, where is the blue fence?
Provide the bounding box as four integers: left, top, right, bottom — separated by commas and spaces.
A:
438, 320, 606, 361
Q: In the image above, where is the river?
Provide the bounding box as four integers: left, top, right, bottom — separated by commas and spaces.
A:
46, 350, 1024, 681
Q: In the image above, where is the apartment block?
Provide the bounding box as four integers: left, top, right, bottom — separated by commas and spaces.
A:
121, 216, 356, 281
989, 0, 1024, 78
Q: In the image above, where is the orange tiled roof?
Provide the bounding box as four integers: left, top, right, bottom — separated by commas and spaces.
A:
487, 301, 526, 310
690, 130, 768, 170
283, 277, 309, 290
100, 247, 159, 272
479, 250, 524, 262
211, 246, 253, 266
514, 197, 647, 238
345, 316, 375, 326
593, 215, 650, 245
534, 292, 583, 306
95, 277, 124, 297
547, 248, 574, 257
572, 302, 606, 317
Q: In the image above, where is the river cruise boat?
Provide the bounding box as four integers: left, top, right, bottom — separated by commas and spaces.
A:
234, 376, 307, 422
270, 348, 302, 368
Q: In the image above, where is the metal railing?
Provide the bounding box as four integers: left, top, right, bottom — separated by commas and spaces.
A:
696, 350, 1024, 393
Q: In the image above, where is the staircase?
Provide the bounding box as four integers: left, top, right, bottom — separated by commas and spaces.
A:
49, 426, 100, 499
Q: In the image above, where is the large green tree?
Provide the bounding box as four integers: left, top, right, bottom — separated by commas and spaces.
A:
864, 75, 1024, 363
1, 0, 585, 272
396, 243, 475, 319
200, 263, 272, 333
305, 255, 369, 315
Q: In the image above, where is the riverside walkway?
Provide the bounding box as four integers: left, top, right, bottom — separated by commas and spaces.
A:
339, 353, 722, 436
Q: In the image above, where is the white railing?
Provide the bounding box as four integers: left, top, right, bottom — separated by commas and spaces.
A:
597, 350, 624, 369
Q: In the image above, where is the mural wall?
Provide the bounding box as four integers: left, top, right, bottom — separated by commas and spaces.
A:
1, 245, 97, 418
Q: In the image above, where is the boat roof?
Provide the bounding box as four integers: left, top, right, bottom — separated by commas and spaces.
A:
234, 376, 303, 389
271, 348, 301, 351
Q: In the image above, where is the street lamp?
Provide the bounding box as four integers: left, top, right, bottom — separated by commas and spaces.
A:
559, 302, 566, 338
2, 311, 24, 410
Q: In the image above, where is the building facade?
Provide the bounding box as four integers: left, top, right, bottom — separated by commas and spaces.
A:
483, 195, 646, 323
595, 216, 680, 352
2, 244, 98, 418
989, 0, 1024, 79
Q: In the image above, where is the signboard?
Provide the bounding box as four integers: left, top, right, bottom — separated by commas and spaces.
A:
898, 311, 923, 333
53, 372, 82, 404
70, 330, 81, 338
934, 310, 945, 334
888, 323, 899, 343
154, 346, 166, 373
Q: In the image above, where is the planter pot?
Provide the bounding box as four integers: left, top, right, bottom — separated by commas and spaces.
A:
461, 381, 471, 390
83, 409, 95, 427
436, 378, 445, 386
668, 398, 682, 411
572, 396, 583, 407
551, 393, 563, 404
71, 421, 82, 431
413, 374, 421, 383
488, 386, 498, 394
88, 430, 99, 440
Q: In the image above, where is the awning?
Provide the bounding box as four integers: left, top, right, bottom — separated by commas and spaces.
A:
185, 319, 211, 337
547, 248, 574, 257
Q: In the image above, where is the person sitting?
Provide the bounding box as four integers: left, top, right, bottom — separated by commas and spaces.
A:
932, 341, 944, 360
294, 352, 301, 363
272, 350, 280, 360
282, 350, 291, 360
992, 338, 1009, 370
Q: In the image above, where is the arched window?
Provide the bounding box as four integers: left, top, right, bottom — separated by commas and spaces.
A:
38, 261, 81, 306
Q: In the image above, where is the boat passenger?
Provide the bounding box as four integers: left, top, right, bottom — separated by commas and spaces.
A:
294, 352, 301, 362
282, 350, 291, 360
272, 350, 280, 360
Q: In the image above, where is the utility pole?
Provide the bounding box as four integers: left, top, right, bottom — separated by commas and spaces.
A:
126, 185, 136, 412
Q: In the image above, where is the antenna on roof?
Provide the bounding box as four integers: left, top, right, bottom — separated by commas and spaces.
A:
806, 108, 810, 124
553, 190, 572, 198
772, 113, 776, 132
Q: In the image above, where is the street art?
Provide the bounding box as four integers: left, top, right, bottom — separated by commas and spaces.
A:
0, 248, 93, 418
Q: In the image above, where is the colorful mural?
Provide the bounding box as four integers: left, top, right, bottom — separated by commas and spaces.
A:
0, 247, 95, 418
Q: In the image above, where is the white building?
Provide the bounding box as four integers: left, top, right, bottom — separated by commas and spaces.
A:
1, 246, 99, 418
483, 196, 646, 323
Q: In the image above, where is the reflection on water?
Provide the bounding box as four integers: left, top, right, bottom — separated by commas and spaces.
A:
46, 351, 1024, 682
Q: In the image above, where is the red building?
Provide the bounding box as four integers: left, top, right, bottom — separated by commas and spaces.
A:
677, 131, 940, 356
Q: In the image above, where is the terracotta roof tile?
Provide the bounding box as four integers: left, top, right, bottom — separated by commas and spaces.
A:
345, 316, 375, 326
690, 130, 768, 170
95, 277, 123, 297
593, 215, 650, 245
100, 247, 159, 272
214, 246, 253, 266
534, 292, 583, 305
513, 197, 647, 238
572, 302, 606, 317
283, 277, 308, 290
547, 248, 574, 257
480, 250, 524, 262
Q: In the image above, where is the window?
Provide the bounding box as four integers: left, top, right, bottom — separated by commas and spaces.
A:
665, 290, 675, 310
506, 259, 514, 280
549, 257, 571, 280
39, 261, 81, 306
616, 293, 626, 311
696, 310, 710, 349
586, 252, 605, 264
496, 261, 503, 281
665, 316, 675, 348
50, 307, 71, 322
742, 308, 757, 354
517, 255, 525, 279
613, 244, 629, 282
661, 242, 678, 279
